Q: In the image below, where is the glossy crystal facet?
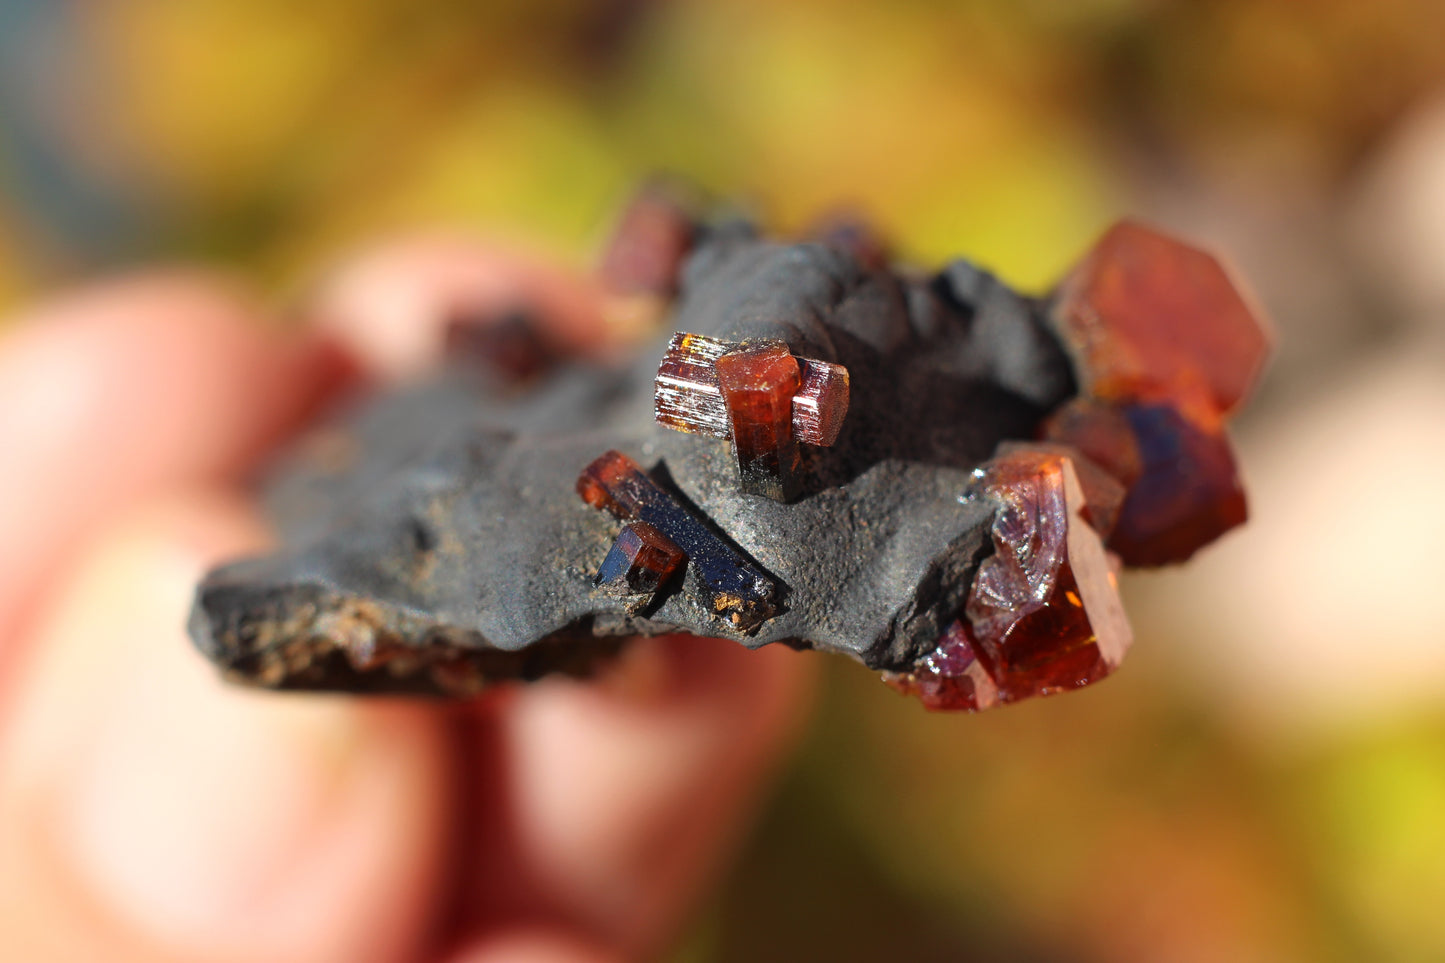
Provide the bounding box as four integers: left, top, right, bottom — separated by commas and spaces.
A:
886, 450, 1132, 711
792, 358, 851, 447
997, 440, 1126, 538
577, 450, 780, 631
654, 333, 732, 439
1051, 219, 1271, 417
654, 333, 851, 449
595, 520, 687, 609
717, 341, 803, 501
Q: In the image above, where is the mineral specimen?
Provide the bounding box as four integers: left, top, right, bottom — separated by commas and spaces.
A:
653, 333, 851, 448
885, 449, 1132, 710
188, 198, 1267, 711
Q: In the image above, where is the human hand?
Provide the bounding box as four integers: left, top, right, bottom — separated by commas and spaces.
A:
0, 236, 814, 963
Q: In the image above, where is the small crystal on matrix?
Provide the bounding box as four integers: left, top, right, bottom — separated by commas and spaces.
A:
716, 341, 804, 501
654, 333, 732, 439
595, 521, 687, 610
598, 181, 698, 297
444, 310, 558, 383
654, 333, 851, 447
577, 450, 780, 631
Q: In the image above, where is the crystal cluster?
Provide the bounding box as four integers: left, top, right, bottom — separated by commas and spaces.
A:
578, 450, 780, 630
885, 220, 1268, 711
1042, 220, 1267, 567
653, 333, 850, 501
885, 449, 1133, 710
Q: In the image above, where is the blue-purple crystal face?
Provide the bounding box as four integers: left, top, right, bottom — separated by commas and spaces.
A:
1110, 404, 1247, 567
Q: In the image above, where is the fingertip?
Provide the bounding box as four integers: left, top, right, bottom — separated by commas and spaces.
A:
475, 636, 814, 956
0, 491, 449, 963
448, 930, 623, 963
307, 232, 610, 382
0, 271, 349, 655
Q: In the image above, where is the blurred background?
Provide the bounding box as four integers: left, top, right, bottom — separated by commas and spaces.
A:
3, 1, 1445, 960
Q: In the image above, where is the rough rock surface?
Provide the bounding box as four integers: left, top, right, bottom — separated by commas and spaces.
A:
190, 229, 1076, 694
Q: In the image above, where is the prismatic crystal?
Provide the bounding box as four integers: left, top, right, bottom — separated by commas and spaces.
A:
595, 521, 688, 612
578, 450, 780, 631
653, 333, 850, 500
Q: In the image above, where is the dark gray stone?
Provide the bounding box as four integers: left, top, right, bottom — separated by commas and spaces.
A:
189, 231, 1077, 695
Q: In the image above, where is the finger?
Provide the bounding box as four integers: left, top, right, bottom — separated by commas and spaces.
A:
308, 233, 610, 382
446, 930, 622, 963
465, 635, 814, 959
0, 272, 349, 657
0, 493, 449, 963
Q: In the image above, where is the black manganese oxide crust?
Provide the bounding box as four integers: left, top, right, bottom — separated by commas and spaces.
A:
189, 225, 1080, 695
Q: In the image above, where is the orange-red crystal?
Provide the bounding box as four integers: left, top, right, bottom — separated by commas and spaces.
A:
1051, 220, 1270, 418
716, 341, 803, 501
887, 449, 1132, 711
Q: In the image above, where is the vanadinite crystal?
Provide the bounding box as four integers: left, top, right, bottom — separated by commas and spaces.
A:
598, 182, 697, 297
595, 521, 687, 609
996, 441, 1126, 538
792, 358, 851, 447
717, 341, 804, 501
654, 333, 851, 449
444, 310, 557, 383
655, 333, 732, 439
1039, 397, 1143, 490
1050, 220, 1270, 417
887, 449, 1132, 710
577, 450, 779, 631
1107, 403, 1247, 567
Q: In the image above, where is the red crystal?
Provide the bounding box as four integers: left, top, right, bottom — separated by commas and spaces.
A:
792, 358, 851, 447
883, 618, 1000, 711
1107, 403, 1248, 566
886, 450, 1132, 711
654, 333, 851, 449
717, 341, 804, 501
598, 182, 697, 296
1050, 220, 1271, 417
654, 333, 732, 439
576, 450, 780, 630
996, 440, 1126, 538
1039, 397, 1143, 489
444, 310, 557, 383
595, 521, 687, 603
